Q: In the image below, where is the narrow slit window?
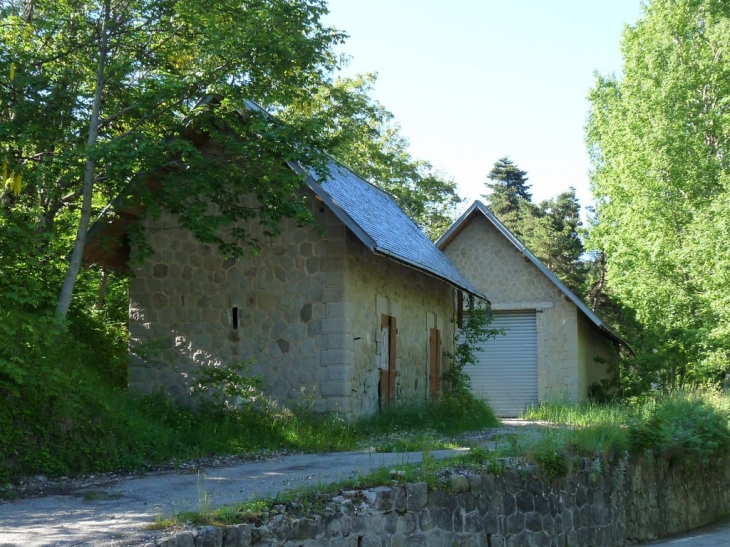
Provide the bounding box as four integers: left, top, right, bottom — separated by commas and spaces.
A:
232, 307, 239, 329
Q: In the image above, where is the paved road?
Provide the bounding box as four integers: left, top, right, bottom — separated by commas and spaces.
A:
0, 448, 468, 547
646, 517, 730, 546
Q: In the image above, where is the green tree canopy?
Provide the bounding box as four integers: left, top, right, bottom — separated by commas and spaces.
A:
0, 0, 345, 320
586, 0, 730, 387
483, 156, 531, 223
521, 188, 585, 295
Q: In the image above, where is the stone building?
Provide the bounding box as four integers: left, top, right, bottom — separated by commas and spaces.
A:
85, 158, 482, 419
437, 200, 625, 416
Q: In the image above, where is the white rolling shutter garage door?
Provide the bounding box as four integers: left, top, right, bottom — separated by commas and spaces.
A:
463, 310, 538, 417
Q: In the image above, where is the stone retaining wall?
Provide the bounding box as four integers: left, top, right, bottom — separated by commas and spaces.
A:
150, 454, 730, 547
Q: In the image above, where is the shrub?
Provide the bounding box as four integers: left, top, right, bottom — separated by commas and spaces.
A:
627, 391, 730, 463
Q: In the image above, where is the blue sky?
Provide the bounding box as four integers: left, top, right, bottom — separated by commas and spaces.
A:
324, 1, 643, 213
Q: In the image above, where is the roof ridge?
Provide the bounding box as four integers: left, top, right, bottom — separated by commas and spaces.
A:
437, 200, 630, 349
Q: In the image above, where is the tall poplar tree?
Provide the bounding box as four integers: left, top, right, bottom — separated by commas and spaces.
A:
587, 0, 730, 386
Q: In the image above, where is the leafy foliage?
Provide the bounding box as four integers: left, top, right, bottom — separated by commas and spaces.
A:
0, 0, 345, 319
443, 298, 500, 399
586, 0, 730, 388
520, 188, 586, 295
627, 392, 730, 463
520, 390, 730, 475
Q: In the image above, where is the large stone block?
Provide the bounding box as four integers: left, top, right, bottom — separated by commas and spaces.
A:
321, 350, 347, 366
327, 303, 346, 318
194, 526, 223, 547
322, 257, 345, 271
322, 287, 345, 302
327, 365, 353, 381
320, 381, 352, 397
321, 319, 346, 334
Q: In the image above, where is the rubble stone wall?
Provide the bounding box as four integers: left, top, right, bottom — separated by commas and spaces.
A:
151, 454, 730, 547
128, 195, 348, 410
128, 193, 456, 417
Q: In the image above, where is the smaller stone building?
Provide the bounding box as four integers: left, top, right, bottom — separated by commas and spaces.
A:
437, 201, 625, 416
85, 157, 483, 419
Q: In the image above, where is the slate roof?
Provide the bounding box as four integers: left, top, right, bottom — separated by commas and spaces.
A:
287, 161, 484, 299
437, 200, 628, 348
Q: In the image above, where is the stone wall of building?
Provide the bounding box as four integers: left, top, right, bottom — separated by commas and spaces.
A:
128, 193, 457, 417
577, 314, 617, 397
344, 230, 456, 416
128, 194, 348, 410
149, 453, 730, 547
441, 213, 615, 402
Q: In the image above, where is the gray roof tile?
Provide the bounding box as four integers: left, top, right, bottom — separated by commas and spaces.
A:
289, 161, 484, 299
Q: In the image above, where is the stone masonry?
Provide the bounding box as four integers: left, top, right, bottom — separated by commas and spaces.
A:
442, 214, 616, 402
128, 190, 458, 418
148, 453, 730, 547
345, 229, 456, 416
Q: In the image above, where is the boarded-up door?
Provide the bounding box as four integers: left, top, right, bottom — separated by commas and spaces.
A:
429, 328, 441, 399
379, 315, 398, 407
461, 310, 538, 417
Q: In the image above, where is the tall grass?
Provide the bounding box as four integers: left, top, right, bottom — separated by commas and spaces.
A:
516, 390, 730, 475
0, 321, 499, 485
523, 400, 630, 429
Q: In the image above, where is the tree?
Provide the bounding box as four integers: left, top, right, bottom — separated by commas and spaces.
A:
521, 188, 585, 295
483, 158, 586, 295
0, 0, 344, 322
586, 0, 730, 387
281, 74, 462, 239
483, 157, 531, 231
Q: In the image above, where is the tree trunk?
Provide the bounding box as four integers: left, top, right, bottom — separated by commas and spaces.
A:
591, 252, 607, 314
95, 268, 109, 310
54, 0, 110, 324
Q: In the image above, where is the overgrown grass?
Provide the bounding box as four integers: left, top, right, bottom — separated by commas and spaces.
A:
516, 390, 730, 477
357, 395, 499, 438
0, 308, 499, 484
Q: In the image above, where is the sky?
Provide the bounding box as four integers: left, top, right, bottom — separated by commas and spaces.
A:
323, 1, 644, 213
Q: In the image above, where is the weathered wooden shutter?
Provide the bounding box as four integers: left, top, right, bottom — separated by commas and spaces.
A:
429, 328, 441, 399
379, 314, 398, 407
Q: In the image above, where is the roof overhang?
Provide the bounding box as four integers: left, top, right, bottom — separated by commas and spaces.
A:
287, 161, 487, 302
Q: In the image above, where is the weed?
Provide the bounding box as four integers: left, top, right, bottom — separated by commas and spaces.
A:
0, 305, 497, 485
197, 471, 211, 518
519, 388, 730, 472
